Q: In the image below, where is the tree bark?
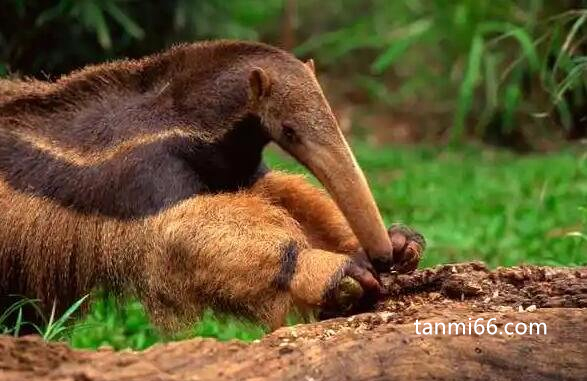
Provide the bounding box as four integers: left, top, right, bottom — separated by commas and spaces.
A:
1, 262, 585, 381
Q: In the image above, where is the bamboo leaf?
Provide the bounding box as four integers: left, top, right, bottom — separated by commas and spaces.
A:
371, 39, 413, 74
452, 34, 484, 143
553, 13, 587, 75
103, 1, 145, 40
81, 1, 112, 50
502, 81, 521, 132
555, 61, 587, 101
371, 19, 432, 74
36, 0, 73, 26
482, 22, 540, 72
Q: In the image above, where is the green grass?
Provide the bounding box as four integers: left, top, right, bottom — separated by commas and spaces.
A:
68, 297, 266, 350
3, 143, 585, 350
266, 142, 586, 268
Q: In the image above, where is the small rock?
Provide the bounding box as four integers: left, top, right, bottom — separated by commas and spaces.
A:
379, 311, 394, 323
324, 329, 336, 338
518, 305, 525, 312
526, 304, 537, 312
429, 292, 443, 301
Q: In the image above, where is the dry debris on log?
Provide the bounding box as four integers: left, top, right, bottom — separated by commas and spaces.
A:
1, 262, 586, 381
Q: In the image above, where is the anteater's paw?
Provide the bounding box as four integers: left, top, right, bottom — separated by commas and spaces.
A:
318, 258, 385, 319
387, 223, 426, 273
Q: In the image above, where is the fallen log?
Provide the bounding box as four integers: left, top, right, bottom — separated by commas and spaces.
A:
1, 262, 586, 381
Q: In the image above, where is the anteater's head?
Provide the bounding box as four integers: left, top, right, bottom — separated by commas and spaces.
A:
247, 57, 393, 270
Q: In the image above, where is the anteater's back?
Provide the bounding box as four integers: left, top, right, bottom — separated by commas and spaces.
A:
0, 78, 52, 103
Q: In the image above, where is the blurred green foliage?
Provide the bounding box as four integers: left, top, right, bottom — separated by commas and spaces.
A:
0, 0, 283, 75
1, 0, 585, 141
294, 0, 587, 142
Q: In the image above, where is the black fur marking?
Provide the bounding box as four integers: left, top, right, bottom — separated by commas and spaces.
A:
272, 240, 299, 291
174, 114, 270, 193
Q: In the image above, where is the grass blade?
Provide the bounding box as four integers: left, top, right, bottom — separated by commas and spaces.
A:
43, 295, 89, 341
13, 308, 23, 337
0, 298, 39, 327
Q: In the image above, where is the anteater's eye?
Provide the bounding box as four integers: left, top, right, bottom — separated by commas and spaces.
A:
281, 121, 298, 143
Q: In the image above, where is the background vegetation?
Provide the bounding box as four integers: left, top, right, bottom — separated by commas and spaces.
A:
0, 0, 585, 350
2, 0, 586, 143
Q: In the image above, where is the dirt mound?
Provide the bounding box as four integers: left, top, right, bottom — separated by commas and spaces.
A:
379, 261, 586, 316
1, 262, 586, 381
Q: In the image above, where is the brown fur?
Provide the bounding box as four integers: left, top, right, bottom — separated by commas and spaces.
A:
0, 41, 370, 329
0, 172, 353, 329
251, 172, 360, 254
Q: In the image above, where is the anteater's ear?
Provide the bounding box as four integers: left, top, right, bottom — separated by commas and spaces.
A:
305, 59, 315, 73
249, 67, 271, 101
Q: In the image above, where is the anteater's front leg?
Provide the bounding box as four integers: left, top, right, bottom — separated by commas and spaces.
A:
142, 192, 382, 330
252, 171, 426, 273
251, 171, 360, 254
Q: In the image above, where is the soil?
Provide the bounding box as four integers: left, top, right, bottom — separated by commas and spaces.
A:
1, 262, 586, 381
